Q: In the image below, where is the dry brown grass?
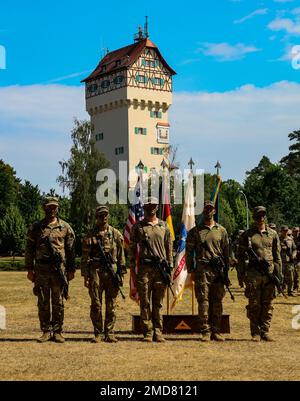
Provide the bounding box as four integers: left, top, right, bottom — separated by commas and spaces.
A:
0, 271, 300, 381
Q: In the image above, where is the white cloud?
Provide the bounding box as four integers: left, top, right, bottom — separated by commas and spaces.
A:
170, 81, 300, 182
0, 82, 299, 191
234, 8, 268, 24
0, 85, 88, 193
268, 18, 300, 35
197, 42, 261, 61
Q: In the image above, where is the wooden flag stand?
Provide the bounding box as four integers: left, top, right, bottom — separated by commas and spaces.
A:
132, 284, 230, 334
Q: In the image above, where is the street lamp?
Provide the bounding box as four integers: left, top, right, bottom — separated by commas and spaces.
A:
239, 190, 249, 229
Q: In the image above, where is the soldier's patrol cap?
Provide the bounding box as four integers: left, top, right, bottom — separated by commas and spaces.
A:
269, 223, 276, 229
203, 200, 215, 209
143, 196, 159, 205
43, 196, 59, 207
96, 205, 109, 215
281, 225, 289, 231
238, 229, 244, 235
253, 206, 266, 216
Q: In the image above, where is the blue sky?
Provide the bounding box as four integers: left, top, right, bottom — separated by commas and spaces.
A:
0, 0, 300, 192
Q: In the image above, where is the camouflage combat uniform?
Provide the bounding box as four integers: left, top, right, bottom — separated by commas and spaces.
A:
25, 218, 75, 333
293, 233, 300, 292
238, 226, 282, 337
81, 224, 125, 337
186, 222, 230, 335
280, 236, 296, 295
129, 219, 173, 338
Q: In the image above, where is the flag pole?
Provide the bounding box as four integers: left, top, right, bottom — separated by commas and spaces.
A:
192, 282, 195, 315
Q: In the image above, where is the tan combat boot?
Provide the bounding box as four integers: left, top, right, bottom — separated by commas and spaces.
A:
251, 334, 261, 342
153, 334, 166, 343
200, 332, 210, 342
37, 331, 51, 343
53, 333, 65, 343
261, 333, 275, 342
211, 332, 225, 342
143, 332, 153, 342
104, 335, 118, 343
91, 334, 102, 343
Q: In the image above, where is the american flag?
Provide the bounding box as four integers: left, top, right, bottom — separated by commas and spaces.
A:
124, 177, 144, 247
124, 177, 144, 303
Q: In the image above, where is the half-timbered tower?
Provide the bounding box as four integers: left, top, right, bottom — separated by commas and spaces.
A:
82, 24, 176, 185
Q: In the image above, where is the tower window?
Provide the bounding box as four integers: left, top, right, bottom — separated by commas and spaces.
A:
135, 127, 147, 135
150, 111, 162, 119
135, 75, 148, 84
87, 84, 98, 93
113, 75, 124, 84
115, 146, 124, 155
151, 147, 164, 155
101, 80, 110, 89
95, 133, 103, 141
152, 77, 164, 86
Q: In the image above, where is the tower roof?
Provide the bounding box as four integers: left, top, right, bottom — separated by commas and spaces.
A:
81, 38, 176, 83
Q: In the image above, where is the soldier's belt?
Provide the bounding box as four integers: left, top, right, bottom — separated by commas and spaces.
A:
36, 259, 52, 265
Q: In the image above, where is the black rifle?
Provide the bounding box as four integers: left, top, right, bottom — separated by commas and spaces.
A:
95, 238, 125, 300
33, 283, 45, 303
142, 234, 175, 297
209, 256, 235, 301
247, 245, 287, 298
45, 236, 69, 301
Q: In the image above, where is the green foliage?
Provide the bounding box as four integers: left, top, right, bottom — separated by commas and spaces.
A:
0, 159, 21, 219
18, 180, 42, 226
280, 130, 300, 178
0, 205, 26, 255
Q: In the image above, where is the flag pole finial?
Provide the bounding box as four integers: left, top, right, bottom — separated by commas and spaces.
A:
160, 158, 168, 170
215, 161, 221, 176
188, 158, 195, 172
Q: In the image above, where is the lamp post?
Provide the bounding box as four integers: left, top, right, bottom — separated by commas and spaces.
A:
239, 190, 249, 229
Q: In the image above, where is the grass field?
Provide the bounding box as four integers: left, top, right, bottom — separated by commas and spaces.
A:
0, 271, 300, 381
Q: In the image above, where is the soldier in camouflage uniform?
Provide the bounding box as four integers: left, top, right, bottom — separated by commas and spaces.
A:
25, 197, 76, 343
186, 200, 230, 342
280, 226, 297, 296
238, 206, 282, 342
292, 227, 300, 294
80, 205, 126, 343
129, 197, 173, 343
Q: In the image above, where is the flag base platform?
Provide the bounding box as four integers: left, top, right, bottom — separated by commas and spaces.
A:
132, 314, 230, 334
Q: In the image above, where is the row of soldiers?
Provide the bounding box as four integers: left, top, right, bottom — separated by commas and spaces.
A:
25, 197, 288, 343
232, 224, 300, 297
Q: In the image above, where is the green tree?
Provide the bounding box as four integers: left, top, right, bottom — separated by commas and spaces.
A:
0, 205, 26, 255
57, 119, 110, 247
18, 180, 42, 226
280, 129, 300, 178
0, 160, 20, 218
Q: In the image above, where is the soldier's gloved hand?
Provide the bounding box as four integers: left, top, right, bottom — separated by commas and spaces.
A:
84, 277, 90, 288
67, 271, 75, 281
27, 270, 35, 282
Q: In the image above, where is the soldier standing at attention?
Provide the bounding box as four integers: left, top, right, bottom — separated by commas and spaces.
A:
280, 226, 297, 296
186, 200, 230, 342
81, 206, 126, 343
238, 206, 282, 342
25, 197, 76, 343
292, 227, 300, 294
129, 197, 173, 343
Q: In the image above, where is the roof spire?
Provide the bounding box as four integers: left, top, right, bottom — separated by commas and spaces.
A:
144, 16, 149, 38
